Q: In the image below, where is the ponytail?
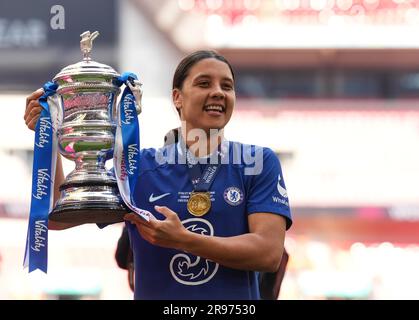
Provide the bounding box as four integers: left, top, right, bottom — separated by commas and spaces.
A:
163, 127, 180, 146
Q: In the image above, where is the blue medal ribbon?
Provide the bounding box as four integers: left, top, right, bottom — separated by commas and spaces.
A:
183, 144, 222, 193
115, 72, 140, 203
24, 81, 58, 273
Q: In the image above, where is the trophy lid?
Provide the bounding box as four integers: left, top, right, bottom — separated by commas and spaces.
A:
53, 60, 120, 80
53, 31, 119, 81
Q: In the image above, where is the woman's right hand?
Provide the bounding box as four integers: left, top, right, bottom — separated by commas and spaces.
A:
24, 88, 44, 131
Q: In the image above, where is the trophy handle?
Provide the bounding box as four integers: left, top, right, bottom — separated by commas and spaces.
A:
47, 94, 63, 135
126, 79, 143, 115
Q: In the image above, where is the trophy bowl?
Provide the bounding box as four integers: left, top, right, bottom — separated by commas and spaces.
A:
48, 31, 132, 224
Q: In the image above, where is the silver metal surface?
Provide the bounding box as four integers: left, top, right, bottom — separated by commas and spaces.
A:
127, 79, 143, 114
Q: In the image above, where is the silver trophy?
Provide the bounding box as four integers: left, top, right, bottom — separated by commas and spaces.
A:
48, 31, 142, 224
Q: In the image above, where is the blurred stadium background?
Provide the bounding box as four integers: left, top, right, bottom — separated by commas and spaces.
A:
1, 0, 419, 299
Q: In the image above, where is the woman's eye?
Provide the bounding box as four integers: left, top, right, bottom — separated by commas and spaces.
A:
198, 81, 209, 87
222, 84, 233, 90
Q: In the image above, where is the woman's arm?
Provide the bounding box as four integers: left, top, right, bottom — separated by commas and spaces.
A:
182, 212, 286, 272
124, 206, 286, 272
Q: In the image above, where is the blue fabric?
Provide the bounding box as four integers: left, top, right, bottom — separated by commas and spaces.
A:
24, 81, 58, 273
187, 160, 221, 192
180, 142, 222, 192
116, 72, 140, 203
115, 72, 138, 87
128, 141, 292, 299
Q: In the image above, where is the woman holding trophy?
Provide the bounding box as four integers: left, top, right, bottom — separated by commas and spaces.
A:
24, 50, 292, 300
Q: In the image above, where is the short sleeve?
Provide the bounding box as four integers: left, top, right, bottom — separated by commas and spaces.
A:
246, 148, 292, 230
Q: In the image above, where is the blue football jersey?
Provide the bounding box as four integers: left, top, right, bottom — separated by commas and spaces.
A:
127, 141, 292, 300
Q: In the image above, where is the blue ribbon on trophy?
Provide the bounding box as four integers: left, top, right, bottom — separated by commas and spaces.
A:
23, 81, 58, 273
114, 72, 152, 222
115, 72, 140, 201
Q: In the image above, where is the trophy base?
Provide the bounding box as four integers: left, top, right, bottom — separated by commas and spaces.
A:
49, 202, 130, 224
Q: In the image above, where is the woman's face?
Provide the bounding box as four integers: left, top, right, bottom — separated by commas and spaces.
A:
173, 58, 235, 134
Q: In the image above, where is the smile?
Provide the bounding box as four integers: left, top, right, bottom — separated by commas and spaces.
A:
203, 104, 225, 114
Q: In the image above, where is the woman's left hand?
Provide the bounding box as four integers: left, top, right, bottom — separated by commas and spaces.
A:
123, 206, 188, 250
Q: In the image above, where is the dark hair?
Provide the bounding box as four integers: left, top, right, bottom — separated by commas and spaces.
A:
172, 50, 235, 90
163, 127, 180, 146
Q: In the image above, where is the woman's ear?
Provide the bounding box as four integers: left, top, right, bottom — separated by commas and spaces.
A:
172, 89, 182, 111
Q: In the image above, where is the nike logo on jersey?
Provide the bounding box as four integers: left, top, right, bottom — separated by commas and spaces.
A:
149, 193, 171, 202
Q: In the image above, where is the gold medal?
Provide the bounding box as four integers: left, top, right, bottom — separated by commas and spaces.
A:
187, 192, 211, 217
